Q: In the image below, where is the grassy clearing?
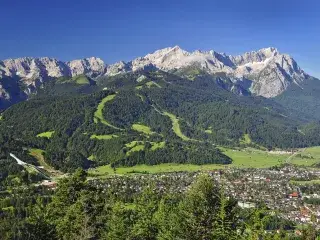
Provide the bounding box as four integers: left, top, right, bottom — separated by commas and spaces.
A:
125, 141, 141, 148
220, 147, 288, 168
57, 74, 90, 85
291, 158, 320, 166
36, 131, 55, 138
94, 94, 123, 130
90, 134, 118, 140
72, 75, 90, 84
126, 142, 145, 156
136, 93, 144, 101
0, 115, 3, 120
240, 134, 252, 145
124, 140, 165, 156
29, 148, 49, 169
135, 86, 143, 90
89, 147, 290, 176
291, 179, 320, 185
2, 206, 14, 212
89, 163, 225, 175
151, 141, 165, 151
29, 148, 62, 176
205, 129, 213, 134
146, 81, 161, 88
88, 155, 96, 161
163, 111, 191, 141
132, 123, 154, 135
290, 146, 320, 166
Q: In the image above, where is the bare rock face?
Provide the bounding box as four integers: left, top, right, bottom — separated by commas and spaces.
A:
0, 57, 106, 83
0, 47, 311, 103
105, 46, 308, 98
67, 57, 105, 77
1, 57, 69, 81
106, 61, 132, 76
0, 57, 106, 109
0, 84, 10, 100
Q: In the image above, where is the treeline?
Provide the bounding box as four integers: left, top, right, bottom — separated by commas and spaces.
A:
0, 170, 318, 239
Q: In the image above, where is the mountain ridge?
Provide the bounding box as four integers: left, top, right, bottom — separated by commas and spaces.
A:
0, 46, 315, 110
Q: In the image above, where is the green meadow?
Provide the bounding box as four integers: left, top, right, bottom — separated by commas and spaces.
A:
132, 123, 154, 135
146, 81, 161, 88
36, 131, 55, 138
290, 146, 320, 166
240, 134, 252, 144
89, 147, 291, 176
90, 134, 118, 140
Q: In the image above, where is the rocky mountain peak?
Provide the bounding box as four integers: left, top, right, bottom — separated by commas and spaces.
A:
104, 46, 308, 98
67, 57, 105, 77
0, 46, 312, 99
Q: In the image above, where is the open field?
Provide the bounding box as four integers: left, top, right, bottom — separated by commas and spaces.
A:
89, 147, 291, 176
290, 146, 320, 166
125, 141, 145, 156
132, 123, 154, 135
291, 179, 320, 185
90, 134, 118, 140
93, 94, 123, 130
124, 140, 165, 156
36, 131, 55, 138
146, 81, 161, 88
72, 75, 90, 84
220, 147, 289, 168
151, 141, 165, 150
89, 163, 225, 175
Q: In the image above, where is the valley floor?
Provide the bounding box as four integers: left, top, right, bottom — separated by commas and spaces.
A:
88, 146, 320, 176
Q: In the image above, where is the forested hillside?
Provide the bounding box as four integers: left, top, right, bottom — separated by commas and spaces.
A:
0, 70, 320, 173
275, 77, 320, 119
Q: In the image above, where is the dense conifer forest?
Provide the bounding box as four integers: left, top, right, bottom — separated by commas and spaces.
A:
1, 70, 320, 174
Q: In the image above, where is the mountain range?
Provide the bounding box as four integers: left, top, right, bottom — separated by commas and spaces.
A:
0, 46, 314, 110
0, 46, 320, 172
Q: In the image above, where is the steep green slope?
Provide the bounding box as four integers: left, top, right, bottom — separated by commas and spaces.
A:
275, 77, 320, 119
1, 70, 320, 173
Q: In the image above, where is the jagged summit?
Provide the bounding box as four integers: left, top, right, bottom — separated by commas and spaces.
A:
0, 46, 311, 98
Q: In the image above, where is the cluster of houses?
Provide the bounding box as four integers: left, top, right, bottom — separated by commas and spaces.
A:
90, 165, 320, 227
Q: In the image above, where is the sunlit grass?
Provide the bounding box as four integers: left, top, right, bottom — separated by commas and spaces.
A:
90, 134, 118, 140
36, 131, 55, 138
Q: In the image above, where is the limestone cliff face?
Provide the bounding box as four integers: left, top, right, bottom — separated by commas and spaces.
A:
0, 57, 105, 83
67, 57, 105, 77
0, 46, 311, 109
106, 46, 308, 97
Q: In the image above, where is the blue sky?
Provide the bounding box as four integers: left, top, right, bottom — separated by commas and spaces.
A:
1, 0, 320, 77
